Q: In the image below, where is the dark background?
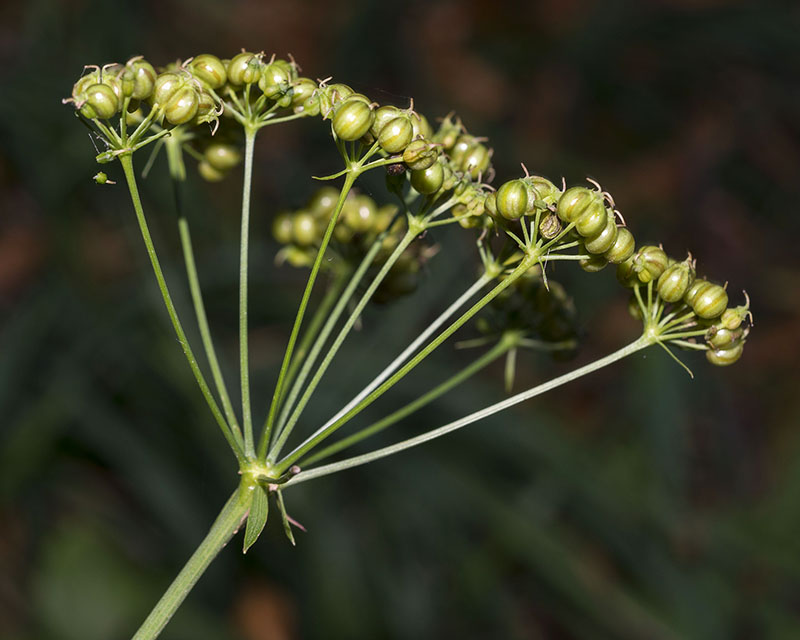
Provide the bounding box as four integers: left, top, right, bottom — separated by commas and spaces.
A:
2, 0, 800, 638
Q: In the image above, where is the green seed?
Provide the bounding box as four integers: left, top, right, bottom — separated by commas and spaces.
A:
692, 283, 728, 319
332, 98, 375, 141
378, 116, 414, 154
496, 179, 528, 220
410, 162, 444, 195
190, 54, 227, 89
705, 343, 743, 366
603, 227, 635, 264
584, 216, 618, 254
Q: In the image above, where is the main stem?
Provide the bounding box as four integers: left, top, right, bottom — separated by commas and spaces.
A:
119, 154, 245, 466
131, 488, 250, 640
240, 127, 257, 457
285, 335, 654, 486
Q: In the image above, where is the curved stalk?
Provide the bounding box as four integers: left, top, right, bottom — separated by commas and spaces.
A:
284, 335, 653, 486
119, 154, 245, 466
178, 218, 243, 446
164, 129, 243, 447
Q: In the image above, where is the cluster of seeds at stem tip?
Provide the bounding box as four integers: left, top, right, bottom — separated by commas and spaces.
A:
65, 51, 753, 367
617, 247, 752, 365
272, 187, 435, 303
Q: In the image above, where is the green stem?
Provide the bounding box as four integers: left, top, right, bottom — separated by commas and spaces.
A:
269, 239, 386, 451
240, 127, 257, 457
278, 252, 540, 473
259, 171, 358, 456
131, 488, 250, 640
119, 154, 245, 466
277, 267, 352, 411
284, 335, 654, 486
268, 228, 418, 462
164, 129, 243, 446
301, 332, 519, 466
178, 218, 243, 445
317, 272, 493, 436
275, 254, 538, 472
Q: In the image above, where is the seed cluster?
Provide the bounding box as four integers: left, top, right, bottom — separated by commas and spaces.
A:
272, 187, 433, 303
65, 50, 752, 367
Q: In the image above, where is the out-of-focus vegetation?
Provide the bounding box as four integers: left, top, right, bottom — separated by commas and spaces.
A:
1, 0, 799, 638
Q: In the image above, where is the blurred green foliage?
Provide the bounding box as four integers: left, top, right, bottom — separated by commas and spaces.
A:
2, 0, 800, 638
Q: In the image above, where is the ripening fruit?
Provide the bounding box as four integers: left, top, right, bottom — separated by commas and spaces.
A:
656, 259, 695, 302
378, 116, 414, 153
483, 192, 497, 216
292, 211, 318, 246
332, 98, 375, 141
691, 283, 728, 319
403, 138, 439, 171
123, 58, 157, 100
603, 227, 635, 264
557, 187, 604, 224
433, 113, 461, 149
80, 83, 119, 119
153, 72, 185, 105
164, 86, 200, 124
259, 62, 292, 99
574, 204, 608, 238
410, 112, 433, 139
579, 255, 608, 273
706, 343, 743, 366
318, 83, 354, 118
307, 187, 340, 219
272, 212, 294, 244
526, 177, 561, 213
204, 143, 241, 172
190, 54, 227, 89
370, 105, 402, 138
684, 279, 710, 307
281, 245, 315, 268
633, 245, 668, 283
198, 161, 225, 182
616, 256, 639, 288
584, 216, 618, 254
194, 90, 217, 123
539, 214, 562, 239
706, 326, 743, 350
410, 162, 444, 195
458, 143, 491, 179
495, 180, 528, 220
227, 52, 261, 85
343, 195, 376, 233
291, 78, 317, 113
